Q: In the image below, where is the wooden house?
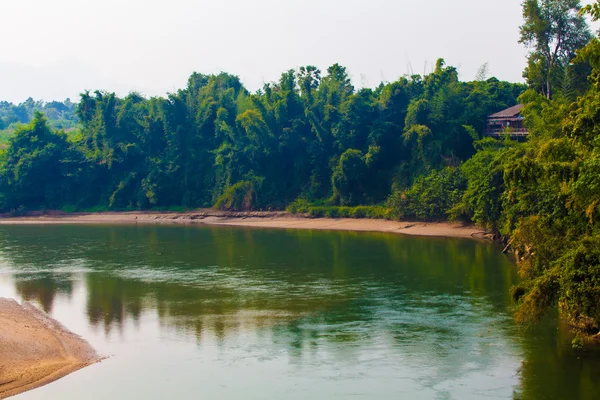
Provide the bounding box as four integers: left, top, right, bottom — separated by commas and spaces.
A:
485, 104, 529, 140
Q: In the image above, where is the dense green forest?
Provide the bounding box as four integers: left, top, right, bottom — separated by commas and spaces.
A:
0, 63, 525, 211
1, 0, 600, 342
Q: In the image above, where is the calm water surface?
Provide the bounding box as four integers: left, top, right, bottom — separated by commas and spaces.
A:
0, 225, 598, 399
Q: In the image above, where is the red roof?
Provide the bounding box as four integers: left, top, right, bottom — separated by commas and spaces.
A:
489, 104, 524, 119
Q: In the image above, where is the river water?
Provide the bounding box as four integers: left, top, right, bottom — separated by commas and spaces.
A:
0, 224, 598, 399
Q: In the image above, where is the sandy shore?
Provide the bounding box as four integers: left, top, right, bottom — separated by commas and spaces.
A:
0, 299, 101, 399
0, 211, 487, 239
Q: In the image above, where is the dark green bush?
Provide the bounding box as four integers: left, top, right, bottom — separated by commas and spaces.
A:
60, 204, 78, 213
214, 181, 258, 211
555, 237, 600, 333
303, 205, 391, 220
286, 198, 311, 214
387, 167, 466, 221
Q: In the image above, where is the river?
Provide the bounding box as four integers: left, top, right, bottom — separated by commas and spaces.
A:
0, 224, 598, 399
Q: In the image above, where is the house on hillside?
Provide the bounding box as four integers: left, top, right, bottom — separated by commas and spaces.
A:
485, 104, 529, 140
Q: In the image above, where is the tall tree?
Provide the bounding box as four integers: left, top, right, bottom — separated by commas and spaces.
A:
519, 0, 592, 99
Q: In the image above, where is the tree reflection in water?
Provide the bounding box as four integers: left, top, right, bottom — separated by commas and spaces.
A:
0, 224, 598, 399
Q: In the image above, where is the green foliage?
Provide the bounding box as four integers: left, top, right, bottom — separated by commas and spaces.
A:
0, 62, 524, 213
214, 180, 262, 211
332, 149, 366, 205
60, 204, 78, 213
286, 198, 390, 219
519, 0, 592, 99
452, 139, 514, 230
451, 37, 600, 342
306, 205, 391, 220
0, 112, 80, 210
555, 237, 600, 333
161, 205, 189, 213
0, 98, 79, 144
580, 1, 600, 21
286, 198, 311, 214
387, 167, 466, 221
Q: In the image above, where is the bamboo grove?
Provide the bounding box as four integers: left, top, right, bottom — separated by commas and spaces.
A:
0, 62, 524, 212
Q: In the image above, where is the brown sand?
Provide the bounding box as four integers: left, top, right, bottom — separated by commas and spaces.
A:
0, 299, 101, 399
0, 210, 487, 239
212, 217, 485, 238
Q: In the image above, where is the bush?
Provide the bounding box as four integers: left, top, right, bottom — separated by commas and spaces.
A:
555, 237, 600, 333
166, 205, 188, 213
214, 180, 261, 211
451, 140, 512, 230
304, 205, 391, 220
60, 204, 78, 213
387, 167, 466, 221
286, 198, 311, 214
288, 199, 391, 219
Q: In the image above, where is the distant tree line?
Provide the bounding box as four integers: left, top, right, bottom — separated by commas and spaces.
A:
0, 62, 524, 212
0, 98, 79, 133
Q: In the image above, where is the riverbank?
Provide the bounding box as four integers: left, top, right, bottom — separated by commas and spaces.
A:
0, 299, 101, 399
0, 210, 487, 239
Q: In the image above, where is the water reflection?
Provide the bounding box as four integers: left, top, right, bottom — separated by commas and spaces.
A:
14, 275, 73, 313
0, 225, 598, 399
0, 225, 515, 334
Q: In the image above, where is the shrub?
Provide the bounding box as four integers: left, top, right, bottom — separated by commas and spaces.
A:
555, 237, 600, 333
287, 198, 311, 214
60, 204, 78, 213
166, 205, 188, 213
304, 205, 391, 220
214, 180, 261, 211
387, 167, 466, 221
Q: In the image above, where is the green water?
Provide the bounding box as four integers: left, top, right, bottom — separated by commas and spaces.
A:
0, 225, 598, 399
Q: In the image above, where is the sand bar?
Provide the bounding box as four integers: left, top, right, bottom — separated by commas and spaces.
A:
0, 299, 101, 399
0, 210, 487, 239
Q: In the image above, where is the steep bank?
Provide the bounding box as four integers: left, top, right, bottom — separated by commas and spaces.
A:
0, 211, 486, 239
0, 299, 101, 399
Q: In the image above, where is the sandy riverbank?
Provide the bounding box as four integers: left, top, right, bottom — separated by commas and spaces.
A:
0, 211, 487, 239
0, 299, 101, 399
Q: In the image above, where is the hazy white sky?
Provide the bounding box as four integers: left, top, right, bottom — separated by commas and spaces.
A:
0, 0, 595, 103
